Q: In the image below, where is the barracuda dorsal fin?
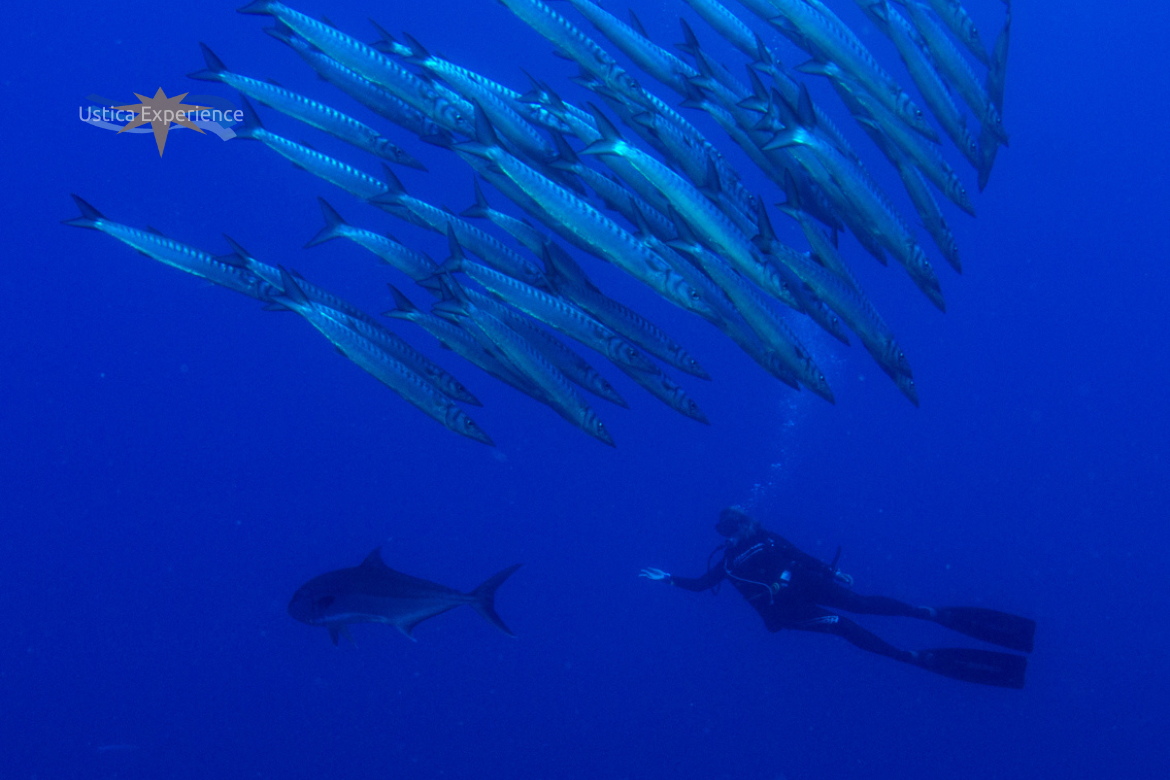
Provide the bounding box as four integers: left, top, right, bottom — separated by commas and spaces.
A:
752, 200, 777, 251
627, 8, 649, 39
548, 129, 580, 170
145, 225, 165, 236
442, 224, 467, 270
796, 83, 817, 129
379, 164, 408, 201
676, 17, 701, 56
367, 17, 395, 45
383, 283, 418, 319
400, 31, 432, 67
667, 205, 699, 248
471, 100, 500, 149
543, 241, 594, 291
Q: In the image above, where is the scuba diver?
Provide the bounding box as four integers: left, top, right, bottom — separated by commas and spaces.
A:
641, 507, 1035, 688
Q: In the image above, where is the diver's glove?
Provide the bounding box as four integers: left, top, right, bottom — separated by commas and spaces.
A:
833, 570, 854, 586
639, 567, 672, 584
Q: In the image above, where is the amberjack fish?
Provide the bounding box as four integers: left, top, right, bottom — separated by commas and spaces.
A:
188, 43, 424, 169
289, 548, 520, 643
270, 267, 493, 445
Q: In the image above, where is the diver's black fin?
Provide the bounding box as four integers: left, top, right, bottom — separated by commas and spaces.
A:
914, 647, 1027, 689
934, 607, 1036, 652
470, 564, 522, 637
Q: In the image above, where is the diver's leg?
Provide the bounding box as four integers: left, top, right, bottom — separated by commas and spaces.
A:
805, 578, 933, 619
786, 606, 914, 663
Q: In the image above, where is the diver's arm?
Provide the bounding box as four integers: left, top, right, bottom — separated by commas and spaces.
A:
666, 566, 726, 592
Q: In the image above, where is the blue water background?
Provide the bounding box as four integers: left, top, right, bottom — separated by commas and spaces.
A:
2, 0, 1168, 777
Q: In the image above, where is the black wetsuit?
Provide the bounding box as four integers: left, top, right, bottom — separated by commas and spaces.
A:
671, 530, 929, 663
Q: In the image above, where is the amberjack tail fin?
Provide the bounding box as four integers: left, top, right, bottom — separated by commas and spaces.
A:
470, 564, 521, 637
63, 194, 105, 229
305, 197, 348, 248
188, 43, 228, 82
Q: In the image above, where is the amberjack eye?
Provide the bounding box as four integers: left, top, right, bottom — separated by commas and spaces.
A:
314, 596, 335, 611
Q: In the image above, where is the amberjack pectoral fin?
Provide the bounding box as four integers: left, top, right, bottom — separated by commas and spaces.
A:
395, 622, 420, 642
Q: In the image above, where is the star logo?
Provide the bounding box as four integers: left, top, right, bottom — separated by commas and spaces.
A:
115, 88, 212, 156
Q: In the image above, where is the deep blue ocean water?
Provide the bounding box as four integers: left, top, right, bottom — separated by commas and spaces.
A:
3, 0, 1168, 777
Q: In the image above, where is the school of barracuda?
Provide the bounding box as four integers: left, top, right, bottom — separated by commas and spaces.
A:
66, 0, 1012, 446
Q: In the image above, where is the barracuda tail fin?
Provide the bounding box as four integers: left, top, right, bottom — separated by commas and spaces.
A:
188, 43, 228, 82
580, 104, 623, 157
777, 169, 803, 220
400, 32, 431, 66
217, 234, 256, 269
263, 21, 295, 45
234, 96, 263, 140
751, 200, 777, 252
382, 284, 418, 319
738, 68, 771, 113
62, 194, 105, 229
236, 0, 275, 15
305, 198, 348, 248
368, 164, 409, 208
470, 564, 521, 637
676, 17, 701, 57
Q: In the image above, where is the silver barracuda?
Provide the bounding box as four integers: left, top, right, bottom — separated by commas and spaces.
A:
495, 0, 646, 108
233, 98, 390, 200
682, 0, 759, 60
227, 239, 480, 407
370, 166, 551, 291
305, 198, 438, 282
456, 107, 714, 320
765, 0, 938, 141
542, 244, 709, 380
384, 284, 543, 400
461, 178, 551, 256
63, 196, 276, 300
752, 206, 917, 404
923, 0, 990, 66
894, 0, 1007, 146
804, 59, 975, 216
978, 3, 1011, 191
264, 23, 452, 146
270, 268, 493, 445
667, 216, 832, 403
440, 229, 660, 376
434, 282, 615, 446
428, 276, 626, 408
396, 33, 556, 165
862, 0, 980, 170
237, 0, 472, 134
579, 109, 799, 312
188, 44, 423, 169
566, 0, 697, 96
